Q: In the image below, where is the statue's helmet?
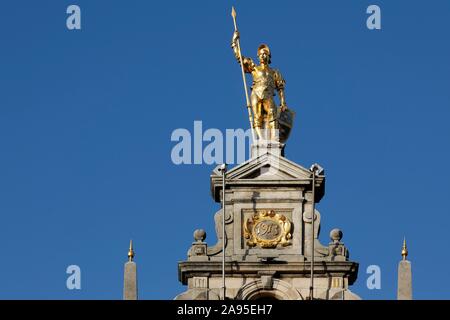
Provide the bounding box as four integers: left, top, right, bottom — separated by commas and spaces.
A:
257, 44, 271, 63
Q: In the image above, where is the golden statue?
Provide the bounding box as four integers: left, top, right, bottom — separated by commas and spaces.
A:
230, 7, 294, 143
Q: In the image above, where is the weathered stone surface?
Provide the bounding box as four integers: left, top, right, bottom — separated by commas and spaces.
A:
398, 260, 412, 300
123, 261, 138, 300
250, 141, 285, 158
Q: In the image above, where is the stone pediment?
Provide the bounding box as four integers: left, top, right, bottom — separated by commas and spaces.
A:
210, 153, 325, 202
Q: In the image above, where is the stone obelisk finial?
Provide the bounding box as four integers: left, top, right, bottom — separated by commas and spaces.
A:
397, 237, 412, 300
128, 240, 135, 261
123, 240, 138, 300
401, 237, 408, 260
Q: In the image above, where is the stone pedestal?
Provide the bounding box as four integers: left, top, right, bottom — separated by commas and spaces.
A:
397, 260, 412, 300
176, 150, 360, 300
251, 141, 285, 158
124, 261, 138, 300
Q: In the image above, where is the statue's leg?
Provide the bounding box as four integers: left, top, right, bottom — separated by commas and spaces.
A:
251, 94, 263, 140
264, 99, 278, 141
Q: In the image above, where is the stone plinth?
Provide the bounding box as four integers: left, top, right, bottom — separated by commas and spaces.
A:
397, 260, 412, 300
251, 141, 285, 158
124, 261, 138, 300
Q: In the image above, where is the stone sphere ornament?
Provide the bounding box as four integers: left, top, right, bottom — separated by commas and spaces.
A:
330, 228, 343, 243
193, 229, 206, 242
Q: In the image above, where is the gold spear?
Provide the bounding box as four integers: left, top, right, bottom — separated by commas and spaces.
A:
231, 7, 256, 142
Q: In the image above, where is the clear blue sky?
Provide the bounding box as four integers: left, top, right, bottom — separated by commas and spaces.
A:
0, 0, 449, 299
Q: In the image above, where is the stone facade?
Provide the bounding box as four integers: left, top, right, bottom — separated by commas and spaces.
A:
176, 143, 360, 300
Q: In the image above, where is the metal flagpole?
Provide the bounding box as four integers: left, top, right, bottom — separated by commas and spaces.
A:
219, 164, 228, 300
309, 166, 317, 300
231, 7, 256, 142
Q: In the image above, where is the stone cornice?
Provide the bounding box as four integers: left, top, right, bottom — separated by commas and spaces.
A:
178, 261, 358, 285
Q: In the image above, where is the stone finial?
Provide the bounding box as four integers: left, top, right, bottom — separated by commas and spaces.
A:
398, 238, 412, 300
128, 239, 135, 261
194, 229, 206, 242
401, 237, 408, 260
188, 229, 208, 261
124, 240, 138, 300
328, 229, 347, 261
330, 229, 343, 244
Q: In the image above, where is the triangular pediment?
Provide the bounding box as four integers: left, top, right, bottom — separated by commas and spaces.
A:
211, 153, 325, 202
212, 153, 314, 181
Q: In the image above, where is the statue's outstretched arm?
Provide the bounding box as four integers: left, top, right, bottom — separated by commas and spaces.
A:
231, 31, 255, 73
